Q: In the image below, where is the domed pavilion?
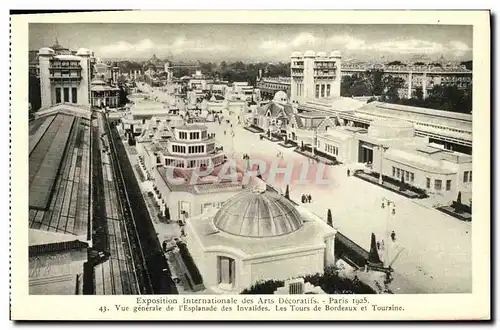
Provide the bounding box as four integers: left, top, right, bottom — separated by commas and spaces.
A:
184, 183, 336, 293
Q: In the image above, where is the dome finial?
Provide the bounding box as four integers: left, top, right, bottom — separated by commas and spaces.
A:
252, 181, 267, 194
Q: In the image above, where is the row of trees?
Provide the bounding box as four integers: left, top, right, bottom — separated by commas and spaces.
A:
341, 70, 472, 113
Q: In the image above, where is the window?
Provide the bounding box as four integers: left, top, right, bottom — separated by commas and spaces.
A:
396, 169, 400, 177
405, 171, 409, 182
463, 171, 472, 183
63, 88, 69, 102
326, 84, 331, 97
55, 87, 61, 103
392, 167, 396, 177
71, 87, 77, 103
446, 179, 452, 191
315, 85, 320, 98
426, 177, 431, 189
218, 256, 235, 285
434, 179, 442, 191
410, 172, 414, 183
321, 84, 325, 97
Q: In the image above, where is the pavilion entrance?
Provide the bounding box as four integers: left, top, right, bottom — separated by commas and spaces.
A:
358, 141, 375, 164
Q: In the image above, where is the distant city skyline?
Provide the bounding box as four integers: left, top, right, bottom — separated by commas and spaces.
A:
29, 23, 473, 63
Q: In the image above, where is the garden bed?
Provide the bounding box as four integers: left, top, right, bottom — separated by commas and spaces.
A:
294, 148, 339, 166
278, 141, 297, 148
436, 205, 472, 222
354, 172, 428, 199
244, 125, 264, 133
176, 241, 204, 287
261, 134, 281, 142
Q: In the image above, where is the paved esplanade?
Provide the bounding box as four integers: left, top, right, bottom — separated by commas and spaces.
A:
209, 110, 471, 294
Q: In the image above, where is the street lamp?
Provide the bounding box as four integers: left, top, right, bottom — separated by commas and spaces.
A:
378, 145, 389, 185
381, 197, 396, 268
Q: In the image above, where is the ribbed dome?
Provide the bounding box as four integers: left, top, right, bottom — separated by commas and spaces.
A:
76, 48, 92, 56
304, 50, 316, 57
38, 47, 55, 56
213, 186, 304, 238
329, 51, 342, 58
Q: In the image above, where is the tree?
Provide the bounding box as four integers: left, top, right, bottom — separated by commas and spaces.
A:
414, 86, 424, 101
387, 61, 405, 66
327, 209, 333, 227
455, 191, 463, 213
165, 207, 171, 221
399, 176, 406, 191
414, 62, 426, 66
380, 75, 405, 103
285, 185, 290, 199
460, 60, 473, 70
256, 165, 263, 180
368, 232, 383, 266
118, 85, 129, 107
28, 75, 41, 112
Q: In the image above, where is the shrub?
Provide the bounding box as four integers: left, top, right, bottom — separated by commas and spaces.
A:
241, 267, 375, 294
327, 209, 333, 227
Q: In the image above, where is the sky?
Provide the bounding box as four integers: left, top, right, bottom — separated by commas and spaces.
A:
29, 23, 473, 63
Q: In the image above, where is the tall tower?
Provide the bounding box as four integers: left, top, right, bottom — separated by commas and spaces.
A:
38, 47, 55, 108
329, 51, 342, 99
76, 48, 92, 107
290, 50, 342, 105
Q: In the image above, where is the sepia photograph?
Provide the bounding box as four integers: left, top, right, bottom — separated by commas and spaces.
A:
10, 10, 491, 321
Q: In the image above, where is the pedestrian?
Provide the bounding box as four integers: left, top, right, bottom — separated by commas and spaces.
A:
376, 241, 381, 250
391, 231, 396, 242
224, 130, 226, 135
308, 194, 312, 203
301, 194, 305, 203
347, 169, 350, 177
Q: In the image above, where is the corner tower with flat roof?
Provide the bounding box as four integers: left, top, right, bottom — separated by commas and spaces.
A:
38, 46, 93, 108
290, 50, 342, 105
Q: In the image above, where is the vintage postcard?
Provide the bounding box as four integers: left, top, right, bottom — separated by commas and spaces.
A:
10, 10, 490, 321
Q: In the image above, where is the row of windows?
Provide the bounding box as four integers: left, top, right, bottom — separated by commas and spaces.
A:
165, 157, 212, 168
55, 87, 77, 104
51, 61, 80, 68
314, 62, 336, 69
324, 143, 339, 156
178, 131, 203, 140
260, 83, 290, 91
171, 145, 186, 153
201, 201, 225, 214
426, 178, 452, 191
188, 145, 205, 154
295, 83, 304, 97
416, 122, 469, 135
315, 84, 331, 98
392, 167, 415, 183
165, 158, 183, 167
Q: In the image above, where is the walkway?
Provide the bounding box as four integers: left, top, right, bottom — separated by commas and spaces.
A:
209, 112, 472, 294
